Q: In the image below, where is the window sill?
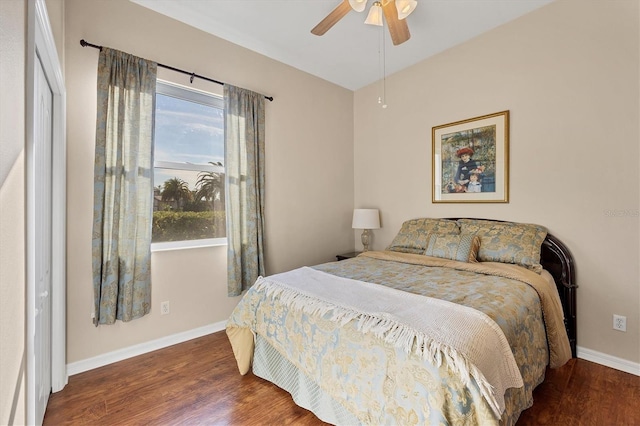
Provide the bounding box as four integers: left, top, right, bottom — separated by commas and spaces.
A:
151, 238, 227, 253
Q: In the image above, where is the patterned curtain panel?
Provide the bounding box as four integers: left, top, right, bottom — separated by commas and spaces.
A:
224, 84, 266, 296
92, 48, 157, 325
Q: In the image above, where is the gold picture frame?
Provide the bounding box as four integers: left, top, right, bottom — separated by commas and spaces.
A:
432, 110, 509, 203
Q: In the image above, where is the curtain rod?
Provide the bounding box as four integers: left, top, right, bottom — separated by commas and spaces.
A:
80, 39, 274, 102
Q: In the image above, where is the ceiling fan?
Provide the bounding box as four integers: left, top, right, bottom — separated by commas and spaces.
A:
311, 0, 417, 46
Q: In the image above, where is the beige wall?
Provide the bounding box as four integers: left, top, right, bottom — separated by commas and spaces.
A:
0, 0, 27, 424
64, 0, 354, 363
354, 0, 639, 363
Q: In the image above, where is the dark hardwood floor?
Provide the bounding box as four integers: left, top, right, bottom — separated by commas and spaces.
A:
44, 332, 639, 425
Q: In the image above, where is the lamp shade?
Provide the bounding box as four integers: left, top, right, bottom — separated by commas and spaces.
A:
352, 209, 380, 229
349, 0, 367, 12
364, 2, 383, 26
396, 0, 417, 19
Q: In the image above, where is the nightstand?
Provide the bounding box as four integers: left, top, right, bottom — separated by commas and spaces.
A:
336, 251, 362, 261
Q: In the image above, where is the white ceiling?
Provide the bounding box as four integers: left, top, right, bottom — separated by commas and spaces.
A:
131, 0, 554, 91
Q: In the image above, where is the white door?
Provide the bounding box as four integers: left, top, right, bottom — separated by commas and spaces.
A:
34, 54, 53, 425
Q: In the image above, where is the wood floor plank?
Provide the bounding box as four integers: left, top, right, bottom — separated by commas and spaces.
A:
45, 332, 639, 425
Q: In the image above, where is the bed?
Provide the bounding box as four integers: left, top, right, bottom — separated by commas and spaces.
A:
226, 218, 577, 425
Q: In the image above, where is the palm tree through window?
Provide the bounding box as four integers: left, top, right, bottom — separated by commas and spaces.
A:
152, 81, 226, 245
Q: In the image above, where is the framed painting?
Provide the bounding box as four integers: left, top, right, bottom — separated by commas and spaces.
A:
432, 110, 509, 203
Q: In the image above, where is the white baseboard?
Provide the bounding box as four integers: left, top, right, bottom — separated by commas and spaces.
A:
577, 346, 640, 376
66, 320, 227, 377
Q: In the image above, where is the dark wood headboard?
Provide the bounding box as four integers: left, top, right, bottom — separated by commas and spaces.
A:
540, 233, 578, 357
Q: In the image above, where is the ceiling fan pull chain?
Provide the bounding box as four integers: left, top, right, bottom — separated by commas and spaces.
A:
382, 20, 387, 108
378, 21, 388, 108
377, 23, 383, 105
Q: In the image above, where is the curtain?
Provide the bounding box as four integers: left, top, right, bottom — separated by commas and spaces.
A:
224, 84, 266, 296
92, 48, 157, 325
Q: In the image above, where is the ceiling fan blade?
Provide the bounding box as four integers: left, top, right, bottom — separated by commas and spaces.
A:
382, 0, 411, 45
311, 0, 352, 36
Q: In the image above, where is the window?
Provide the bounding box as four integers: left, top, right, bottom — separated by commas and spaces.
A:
152, 81, 226, 249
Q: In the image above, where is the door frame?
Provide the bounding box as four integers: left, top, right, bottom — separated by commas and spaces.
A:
26, 0, 67, 423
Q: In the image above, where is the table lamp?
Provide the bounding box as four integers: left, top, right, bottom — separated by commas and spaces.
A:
352, 209, 380, 252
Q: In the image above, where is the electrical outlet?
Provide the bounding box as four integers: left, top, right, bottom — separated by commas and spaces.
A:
613, 314, 626, 332
161, 301, 170, 315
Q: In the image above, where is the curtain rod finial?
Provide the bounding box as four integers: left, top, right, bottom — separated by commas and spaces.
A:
80, 39, 103, 51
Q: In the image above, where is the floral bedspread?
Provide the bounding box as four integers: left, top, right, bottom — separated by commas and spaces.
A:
227, 251, 561, 425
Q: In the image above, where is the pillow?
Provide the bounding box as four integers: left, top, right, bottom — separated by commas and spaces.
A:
457, 219, 547, 273
387, 218, 459, 254
424, 233, 480, 263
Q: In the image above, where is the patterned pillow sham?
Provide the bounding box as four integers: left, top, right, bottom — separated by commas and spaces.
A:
387, 218, 459, 254
457, 219, 547, 273
424, 233, 480, 263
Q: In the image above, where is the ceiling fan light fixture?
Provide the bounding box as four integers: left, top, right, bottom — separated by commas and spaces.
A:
349, 0, 367, 12
364, 1, 383, 26
396, 0, 417, 19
